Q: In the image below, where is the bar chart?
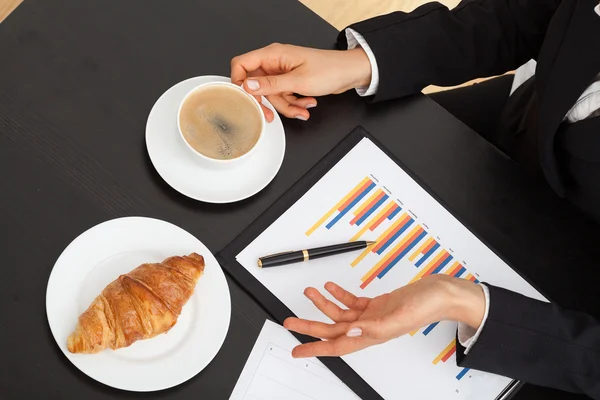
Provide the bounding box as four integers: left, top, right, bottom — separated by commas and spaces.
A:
350, 202, 400, 242
433, 338, 457, 365
236, 139, 539, 399
307, 176, 481, 291
410, 237, 438, 264
350, 188, 388, 226
351, 211, 410, 267
306, 176, 483, 341
306, 177, 376, 236
432, 339, 471, 381
360, 225, 427, 289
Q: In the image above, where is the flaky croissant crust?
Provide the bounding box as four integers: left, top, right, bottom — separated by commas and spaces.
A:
67, 253, 204, 354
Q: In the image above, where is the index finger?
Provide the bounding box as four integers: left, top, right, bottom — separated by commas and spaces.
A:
304, 287, 361, 323
325, 282, 370, 311
230, 47, 271, 85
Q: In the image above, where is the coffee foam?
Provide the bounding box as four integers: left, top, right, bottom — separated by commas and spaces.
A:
179, 85, 262, 160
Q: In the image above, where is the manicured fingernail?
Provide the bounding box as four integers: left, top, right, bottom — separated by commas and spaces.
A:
306, 103, 317, 109
295, 116, 307, 121
246, 79, 260, 90
347, 327, 362, 337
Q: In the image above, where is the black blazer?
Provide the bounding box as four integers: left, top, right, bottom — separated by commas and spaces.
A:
338, 0, 600, 223
337, 1, 600, 398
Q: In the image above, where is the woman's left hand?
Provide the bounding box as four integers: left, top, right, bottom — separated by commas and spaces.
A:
284, 275, 485, 358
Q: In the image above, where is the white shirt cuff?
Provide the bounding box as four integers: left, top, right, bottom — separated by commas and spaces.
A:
457, 284, 490, 355
345, 28, 380, 97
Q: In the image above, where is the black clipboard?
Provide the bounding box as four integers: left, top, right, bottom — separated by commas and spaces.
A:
218, 126, 524, 400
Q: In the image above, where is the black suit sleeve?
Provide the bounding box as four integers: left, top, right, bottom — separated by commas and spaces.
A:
456, 284, 600, 399
336, 0, 561, 101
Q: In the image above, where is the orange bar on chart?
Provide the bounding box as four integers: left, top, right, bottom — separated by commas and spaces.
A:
337, 179, 374, 212
409, 237, 435, 262
409, 250, 448, 284
371, 213, 411, 253
421, 238, 438, 254
351, 213, 408, 267
352, 189, 382, 217
445, 261, 463, 276
350, 190, 385, 225
433, 338, 457, 365
441, 345, 457, 362
466, 273, 477, 282
350, 202, 396, 242
306, 177, 371, 236
369, 203, 400, 231
359, 245, 404, 285
359, 226, 425, 289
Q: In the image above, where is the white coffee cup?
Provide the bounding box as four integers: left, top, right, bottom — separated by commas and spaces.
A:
177, 81, 266, 167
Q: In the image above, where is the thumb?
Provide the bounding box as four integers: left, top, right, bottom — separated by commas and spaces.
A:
244, 73, 298, 96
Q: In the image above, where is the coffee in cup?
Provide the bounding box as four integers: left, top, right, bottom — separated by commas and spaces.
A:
178, 82, 264, 161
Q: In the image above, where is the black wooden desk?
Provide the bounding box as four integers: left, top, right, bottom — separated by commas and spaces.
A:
0, 1, 598, 399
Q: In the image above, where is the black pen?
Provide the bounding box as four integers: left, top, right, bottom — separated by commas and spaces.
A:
257, 241, 376, 268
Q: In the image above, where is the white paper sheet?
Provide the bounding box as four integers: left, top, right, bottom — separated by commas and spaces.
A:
236, 138, 546, 400
229, 320, 360, 400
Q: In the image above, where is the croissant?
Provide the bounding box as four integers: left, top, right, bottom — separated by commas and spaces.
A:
67, 253, 205, 354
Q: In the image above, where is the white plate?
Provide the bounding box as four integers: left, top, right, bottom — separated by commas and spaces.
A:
146, 75, 286, 203
46, 217, 231, 392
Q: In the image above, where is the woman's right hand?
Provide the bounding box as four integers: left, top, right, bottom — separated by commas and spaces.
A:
284, 275, 486, 358
230, 43, 372, 122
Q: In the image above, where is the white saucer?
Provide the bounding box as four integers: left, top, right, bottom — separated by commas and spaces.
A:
146, 75, 286, 203
46, 217, 231, 391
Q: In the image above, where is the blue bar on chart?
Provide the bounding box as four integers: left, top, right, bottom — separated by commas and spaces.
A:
454, 266, 466, 278
456, 368, 471, 381
375, 217, 414, 255
325, 181, 376, 229
387, 206, 401, 220
360, 225, 424, 289
415, 242, 440, 267
352, 192, 389, 226
378, 229, 428, 278
422, 322, 439, 336
430, 254, 453, 275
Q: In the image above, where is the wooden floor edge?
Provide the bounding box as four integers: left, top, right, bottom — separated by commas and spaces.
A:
0, 0, 23, 24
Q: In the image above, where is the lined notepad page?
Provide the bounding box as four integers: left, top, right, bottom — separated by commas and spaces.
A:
229, 320, 359, 400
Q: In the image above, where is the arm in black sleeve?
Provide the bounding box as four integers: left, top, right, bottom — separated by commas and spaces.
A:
456, 284, 600, 399
337, 0, 561, 101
